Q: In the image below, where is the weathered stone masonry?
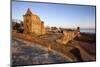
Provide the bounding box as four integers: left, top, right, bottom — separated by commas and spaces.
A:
23, 8, 45, 35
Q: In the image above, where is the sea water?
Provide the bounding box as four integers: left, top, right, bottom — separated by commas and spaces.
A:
80, 29, 95, 34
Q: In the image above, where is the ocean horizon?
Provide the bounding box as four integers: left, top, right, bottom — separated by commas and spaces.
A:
80, 29, 95, 34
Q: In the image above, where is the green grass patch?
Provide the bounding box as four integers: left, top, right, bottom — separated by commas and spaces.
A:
75, 33, 96, 43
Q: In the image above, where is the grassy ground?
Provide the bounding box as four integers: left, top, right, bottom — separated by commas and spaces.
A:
73, 33, 96, 56
75, 33, 96, 43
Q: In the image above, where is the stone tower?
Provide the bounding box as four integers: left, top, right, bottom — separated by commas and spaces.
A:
76, 27, 80, 37
23, 8, 45, 35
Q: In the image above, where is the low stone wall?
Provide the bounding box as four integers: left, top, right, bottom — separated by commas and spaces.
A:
56, 30, 80, 44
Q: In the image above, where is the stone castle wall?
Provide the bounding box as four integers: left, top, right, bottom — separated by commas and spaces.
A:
56, 27, 80, 44
23, 8, 45, 35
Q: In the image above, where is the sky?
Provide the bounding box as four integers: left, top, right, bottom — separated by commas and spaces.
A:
12, 1, 96, 29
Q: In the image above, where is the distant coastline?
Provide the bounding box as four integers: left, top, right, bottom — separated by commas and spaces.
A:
80, 28, 95, 34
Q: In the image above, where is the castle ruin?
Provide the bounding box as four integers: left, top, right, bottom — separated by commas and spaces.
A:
23, 8, 45, 35
56, 27, 80, 44
13, 8, 80, 45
